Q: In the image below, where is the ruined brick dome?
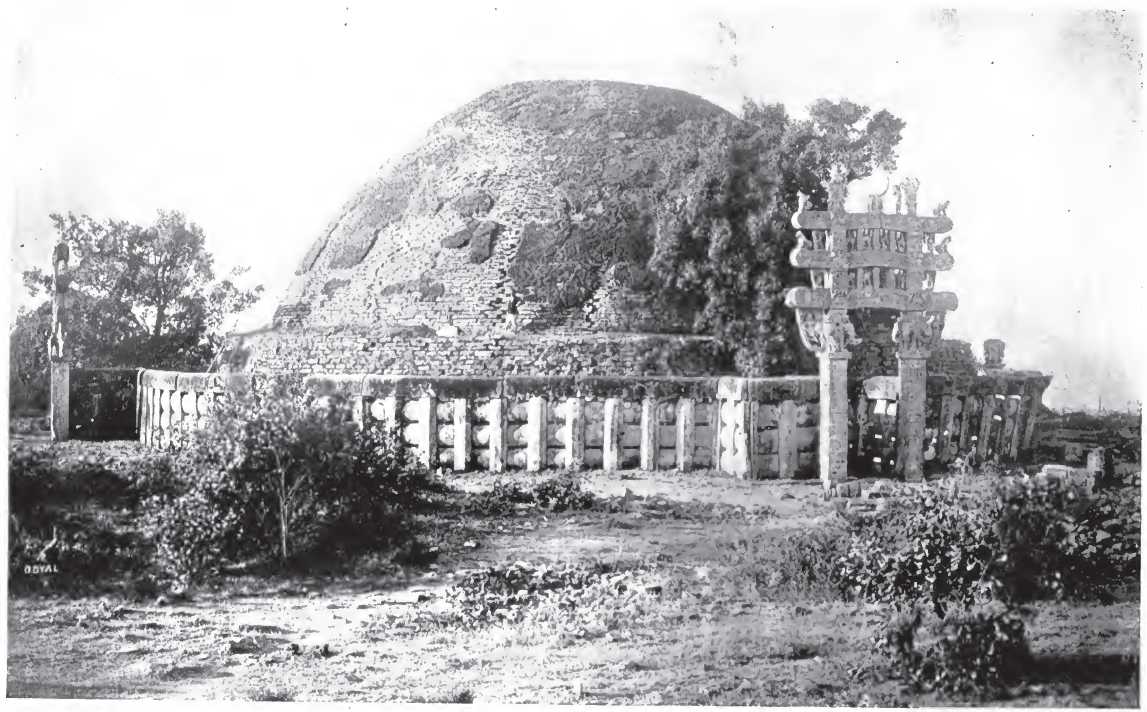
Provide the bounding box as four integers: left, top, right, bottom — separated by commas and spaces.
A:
233, 80, 756, 376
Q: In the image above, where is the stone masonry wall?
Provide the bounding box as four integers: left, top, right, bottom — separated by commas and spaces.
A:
222, 328, 726, 378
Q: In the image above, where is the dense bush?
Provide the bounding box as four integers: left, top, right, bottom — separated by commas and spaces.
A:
850, 474, 1140, 699
877, 605, 1031, 698
142, 381, 433, 583
312, 424, 438, 556
838, 488, 994, 617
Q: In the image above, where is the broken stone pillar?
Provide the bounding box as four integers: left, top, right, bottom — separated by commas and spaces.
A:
983, 338, 1006, 369
893, 311, 946, 481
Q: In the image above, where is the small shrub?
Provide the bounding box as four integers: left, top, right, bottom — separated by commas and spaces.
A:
465, 475, 596, 516
531, 474, 597, 512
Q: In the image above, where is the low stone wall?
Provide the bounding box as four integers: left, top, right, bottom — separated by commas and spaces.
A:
137, 371, 821, 478
136, 369, 1051, 478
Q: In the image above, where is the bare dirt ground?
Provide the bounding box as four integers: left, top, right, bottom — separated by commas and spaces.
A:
5, 445, 1141, 705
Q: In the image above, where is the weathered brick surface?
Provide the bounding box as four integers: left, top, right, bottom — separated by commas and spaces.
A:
224, 327, 725, 378
251, 80, 753, 376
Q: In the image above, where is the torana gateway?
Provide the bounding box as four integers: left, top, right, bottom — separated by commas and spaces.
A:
47, 80, 1052, 489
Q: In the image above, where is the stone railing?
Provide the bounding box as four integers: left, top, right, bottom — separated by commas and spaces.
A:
136, 369, 1050, 478
137, 371, 821, 478
136, 369, 252, 447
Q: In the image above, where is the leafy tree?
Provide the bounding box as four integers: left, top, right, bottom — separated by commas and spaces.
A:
11, 211, 262, 412
649, 98, 906, 375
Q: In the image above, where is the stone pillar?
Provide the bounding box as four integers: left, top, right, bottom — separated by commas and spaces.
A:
818, 352, 851, 487
896, 355, 928, 481
977, 396, 996, 460
373, 395, 398, 432
602, 397, 621, 472
48, 240, 71, 442
526, 395, 546, 471
453, 398, 470, 472
789, 310, 857, 489
50, 361, 70, 442
892, 310, 945, 481
488, 397, 506, 473
564, 397, 584, 470
716, 377, 751, 478
777, 399, 800, 479
417, 393, 436, 469
676, 397, 695, 472
639, 397, 658, 471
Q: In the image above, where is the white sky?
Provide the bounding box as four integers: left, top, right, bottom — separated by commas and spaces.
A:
7, 1, 1145, 411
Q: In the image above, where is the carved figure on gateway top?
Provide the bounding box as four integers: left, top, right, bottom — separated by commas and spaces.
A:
934, 200, 950, 217
898, 177, 920, 215
796, 309, 827, 352
894, 230, 907, 253
908, 290, 929, 309
827, 164, 849, 212
859, 229, 872, 251
797, 309, 858, 354
877, 229, 891, 251
934, 235, 952, 258
825, 310, 860, 353
867, 176, 890, 213
893, 311, 946, 355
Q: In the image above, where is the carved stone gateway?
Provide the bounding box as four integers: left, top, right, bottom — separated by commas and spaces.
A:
786, 168, 957, 485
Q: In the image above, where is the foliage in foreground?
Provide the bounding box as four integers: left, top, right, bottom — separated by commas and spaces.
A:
843, 473, 1140, 699
141, 381, 435, 584
877, 604, 1031, 699
7, 444, 169, 593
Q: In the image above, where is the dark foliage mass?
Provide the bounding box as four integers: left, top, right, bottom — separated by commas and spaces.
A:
647, 98, 906, 375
